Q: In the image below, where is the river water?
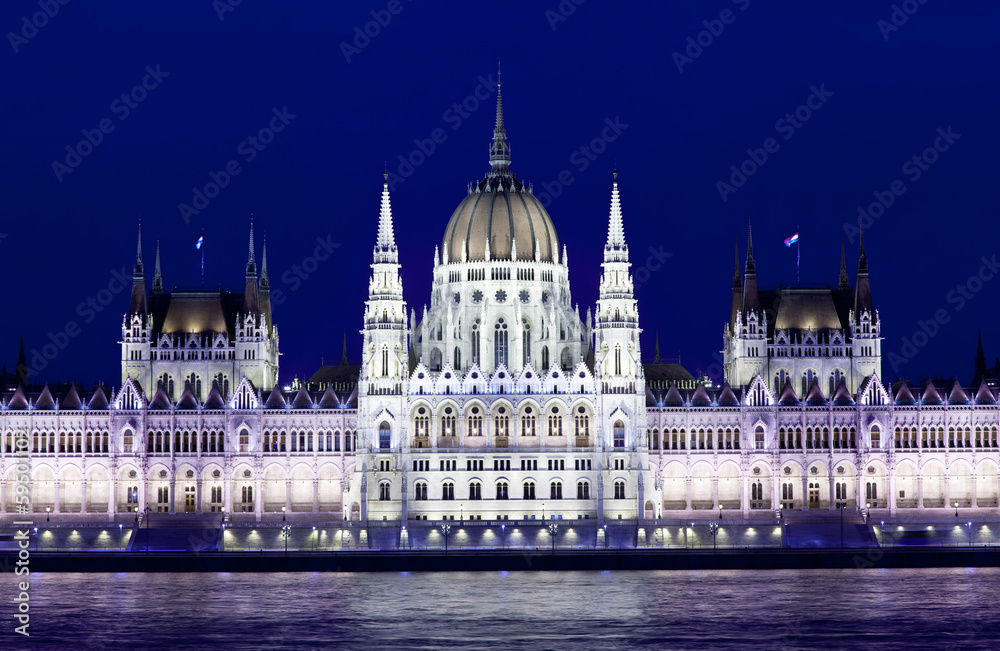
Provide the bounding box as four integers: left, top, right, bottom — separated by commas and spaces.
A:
13, 567, 1000, 650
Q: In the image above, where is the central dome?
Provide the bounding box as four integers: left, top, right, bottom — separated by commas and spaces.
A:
441, 84, 559, 264
442, 175, 558, 263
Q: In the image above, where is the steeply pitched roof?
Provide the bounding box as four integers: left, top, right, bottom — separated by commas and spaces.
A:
88, 387, 109, 409
292, 387, 313, 408
718, 384, 739, 406
894, 383, 916, 405
34, 385, 55, 409
203, 387, 225, 409
948, 380, 969, 405
318, 385, 339, 408
832, 383, 854, 406
149, 387, 172, 410
664, 384, 684, 407
61, 384, 83, 409
975, 381, 996, 405
175, 388, 199, 410
264, 386, 286, 409
805, 382, 826, 406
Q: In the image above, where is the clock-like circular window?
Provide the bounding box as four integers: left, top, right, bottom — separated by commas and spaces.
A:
519, 290, 530, 303
472, 290, 483, 303
495, 290, 507, 303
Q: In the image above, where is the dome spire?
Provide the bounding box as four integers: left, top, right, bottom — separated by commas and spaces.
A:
604, 169, 628, 262
488, 64, 511, 174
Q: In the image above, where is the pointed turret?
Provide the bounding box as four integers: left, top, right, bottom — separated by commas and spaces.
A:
488, 77, 511, 174
341, 330, 349, 366
243, 221, 259, 318
973, 330, 987, 385
838, 240, 849, 290
742, 222, 760, 315
16, 337, 27, 386
603, 169, 628, 263
653, 331, 661, 364
854, 224, 873, 318
730, 241, 743, 334
152, 239, 163, 293
375, 170, 398, 263
128, 224, 148, 318
259, 235, 272, 333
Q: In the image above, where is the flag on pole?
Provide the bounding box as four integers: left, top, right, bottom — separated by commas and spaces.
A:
783, 232, 799, 247
196, 234, 204, 249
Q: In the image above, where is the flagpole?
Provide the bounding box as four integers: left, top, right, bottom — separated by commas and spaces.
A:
200, 228, 205, 289
796, 225, 800, 286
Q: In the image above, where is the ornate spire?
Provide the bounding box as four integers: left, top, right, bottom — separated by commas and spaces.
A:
854, 224, 873, 318
375, 169, 398, 262
745, 219, 756, 275
152, 239, 163, 293
341, 330, 349, 366
742, 220, 760, 315
260, 235, 269, 290
857, 223, 868, 274
974, 329, 987, 385
732, 241, 742, 288
654, 331, 661, 364
488, 73, 511, 174
246, 219, 257, 277
134, 223, 144, 278
604, 169, 627, 259
838, 240, 849, 290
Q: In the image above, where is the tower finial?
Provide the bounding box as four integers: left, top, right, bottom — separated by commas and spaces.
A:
838, 240, 849, 290
745, 218, 756, 274
733, 241, 741, 286
260, 234, 269, 289
153, 239, 163, 293
604, 169, 626, 256
246, 217, 257, 276
858, 222, 868, 273
341, 330, 349, 366
375, 169, 398, 260
134, 221, 144, 277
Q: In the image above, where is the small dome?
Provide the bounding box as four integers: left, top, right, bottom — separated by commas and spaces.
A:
443, 175, 558, 263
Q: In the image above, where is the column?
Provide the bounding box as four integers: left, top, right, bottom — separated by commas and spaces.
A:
169, 475, 176, 514
80, 480, 88, 514
108, 477, 116, 517
1, 480, 7, 513
684, 476, 692, 510
54, 480, 61, 514
888, 473, 897, 513
856, 475, 864, 510
195, 478, 203, 515
711, 476, 719, 510
773, 472, 781, 510
828, 474, 836, 511
312, 479, 319, 513
741, 474, 749, 515
943, 473, 951, 510
224, 477, 233, 513
284, 478, 292, 514
971, 473, 978, 508
430, 414, 437, 450
140, 478, 148, 514
801, 474, 808, 511
254, 476, 263, 521
917, 475, 924, 509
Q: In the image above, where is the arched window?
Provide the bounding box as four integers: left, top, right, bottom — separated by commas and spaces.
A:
541, 346, 549, 371
381, 345, 389, 376
801, 370, 817, 396
378, 422, 391, 449
870, 425, 880, 448
614, 344, 622, 375
453, 346, 461, 370
415, 482, 428, 500
613, 480, 626, 500
550, 481, 562, 499
414, 410, 429, 440
379, 482, 391, 501
472, 319, 481, 364
469, 481, 482, 500
442, 482, 455, 500
522, 317, 531, 366
613, 420, 625, 448
774, 369, 789, 394
158, 373, 175, 400
523, 481, 536, 500
495, 318, 509, 368
496, 481, 509, 500
560, 347, 573, 371
548, 409, 562, 437
440, 411, 456, 437
755, 425, 765, 450
829, 369, 845, 395
577, 481, 590, 499
521, 413, 536, 436
430, 348, 442, 371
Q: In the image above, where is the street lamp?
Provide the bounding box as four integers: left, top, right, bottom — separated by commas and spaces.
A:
144, 506, 151, 556
282, 505, 286, 521
46, 506, 50, 522
281, 524, 291, 556
441, 523, 451, 553
460, 504, 463, 523
548, 522, 559, 553
542, 503, 545, 520
313, 526, 317, 552
709, 522, 719, 553
34, 527, 38, 552
968, 522, 973, 548
118, 523, 123, 552
603, 524, 608, 550
221, 523, 226, 552
954, 502, 959, 518
718, 505, 723, 521
501, 523, 505, 550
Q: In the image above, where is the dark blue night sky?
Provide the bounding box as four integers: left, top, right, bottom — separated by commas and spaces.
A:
1, 1, 998, 389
